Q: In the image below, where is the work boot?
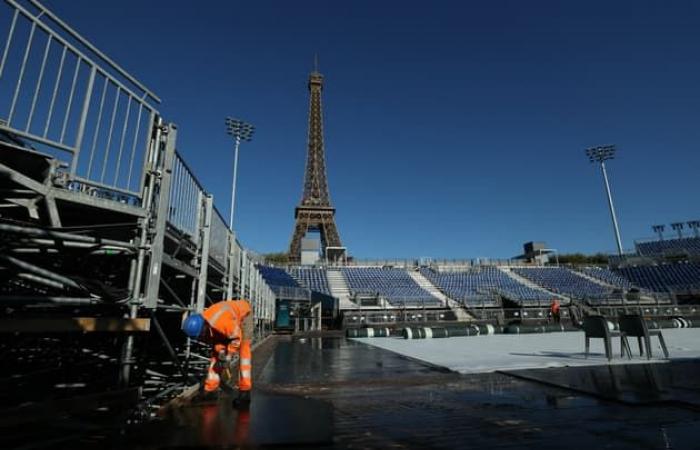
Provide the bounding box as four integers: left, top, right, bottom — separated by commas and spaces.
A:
233, 390, 251, 409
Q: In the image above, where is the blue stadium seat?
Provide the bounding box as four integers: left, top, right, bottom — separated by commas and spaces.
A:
577, 266, 636, 290
341, 267, 440, 307
614, 262, 700, 293
289, 267, 332, 295
420, 267, 551, 307
636, 237, 700, 257
513, 267, 611, 301
257, 265, 301, 288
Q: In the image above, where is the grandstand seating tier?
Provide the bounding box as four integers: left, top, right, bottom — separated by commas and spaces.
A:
636, 237, 700, 257
420, 267, 551, 307
513, 267, 611, 300
341, 267, 441, 307
614, 262, 700, 293
577, 266, 635, 290
289, 267, 332, 295
258, 265, 301, 288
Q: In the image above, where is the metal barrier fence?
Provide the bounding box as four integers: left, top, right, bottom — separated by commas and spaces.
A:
0, 0, 277, 324
595, 304, 699, 318
168, 152, 203, 240
0, 0, 158, 196
271, 285, 312, 301
343, 308, 458, 326
208, 207, 230, 268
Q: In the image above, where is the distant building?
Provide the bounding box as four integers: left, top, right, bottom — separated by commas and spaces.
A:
514, 241, 553, 265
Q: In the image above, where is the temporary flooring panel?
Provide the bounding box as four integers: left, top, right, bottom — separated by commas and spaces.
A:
353, 328, 700, 373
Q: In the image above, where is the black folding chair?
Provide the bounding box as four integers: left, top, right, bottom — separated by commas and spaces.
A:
583, 315, 631, 361
618, 315, 669, 359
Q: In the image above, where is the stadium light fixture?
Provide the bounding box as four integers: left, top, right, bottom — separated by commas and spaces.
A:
224, 117, 255, 232
652, 225, 665, 241
687, 220, 700, 238
585, 145, 624, 257
670, 222, 685, 239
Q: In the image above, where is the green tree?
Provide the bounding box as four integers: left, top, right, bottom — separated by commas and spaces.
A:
263, 252, 290, 265
556, 252, 608, 265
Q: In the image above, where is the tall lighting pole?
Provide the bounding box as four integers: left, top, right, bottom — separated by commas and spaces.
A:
225, 117, 255, 231
688, 220, 700, 238
652, 225, 665, 241
671, 222, 685, 239
586, 145, 624, 256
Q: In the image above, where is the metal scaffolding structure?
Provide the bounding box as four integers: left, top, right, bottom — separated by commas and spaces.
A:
0, 0, 275, 421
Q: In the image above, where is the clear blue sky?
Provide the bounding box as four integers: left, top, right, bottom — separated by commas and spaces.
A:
43, 0, 700, 258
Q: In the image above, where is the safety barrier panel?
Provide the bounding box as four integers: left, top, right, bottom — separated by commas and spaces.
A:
208, 208, 229, 268
168, 152, 203, 241
0, 0, 278, 325
0, 0, 158, 196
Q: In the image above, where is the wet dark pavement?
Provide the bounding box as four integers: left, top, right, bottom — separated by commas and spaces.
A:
120, 336, 700, 449
259, 336, 452, 387
505, 360, 700, 408
123, 391, 333, 448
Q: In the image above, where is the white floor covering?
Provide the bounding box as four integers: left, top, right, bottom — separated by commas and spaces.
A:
353, 328, 700, 374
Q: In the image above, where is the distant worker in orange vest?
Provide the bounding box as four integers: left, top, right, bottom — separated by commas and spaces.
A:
550, 298, 561, 323
182, 299, 254, 408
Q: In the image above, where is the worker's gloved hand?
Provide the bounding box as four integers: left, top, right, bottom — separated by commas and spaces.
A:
228, 337, 241, 352
204, 372, 221, 392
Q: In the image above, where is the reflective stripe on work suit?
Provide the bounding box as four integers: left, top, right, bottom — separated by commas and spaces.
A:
238, 330, 252, 392
203, 300, 252, 339
202, 300, 253, 392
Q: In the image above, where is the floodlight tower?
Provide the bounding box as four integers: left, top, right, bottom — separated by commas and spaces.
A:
652, 225, 665, 241
671, 222, 685, 239
687, 220, 700, 238
586, 145, 624, 256
225, 117, 255, 231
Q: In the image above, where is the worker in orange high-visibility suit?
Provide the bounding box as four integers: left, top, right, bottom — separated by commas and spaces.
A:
550, 298, 561, 324
183, 299, 253, 408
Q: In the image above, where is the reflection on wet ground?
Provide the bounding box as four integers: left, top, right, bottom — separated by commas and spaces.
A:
124, 391, 333, 448
255, 337, 700, 449
81, 337, 700, 448
260, 336, 449, 387
505, 360, 700, 408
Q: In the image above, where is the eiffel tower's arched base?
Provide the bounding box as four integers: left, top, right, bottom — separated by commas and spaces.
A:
289, 207, 343, 263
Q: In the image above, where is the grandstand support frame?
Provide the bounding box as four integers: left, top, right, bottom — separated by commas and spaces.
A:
0, 0, 276, 417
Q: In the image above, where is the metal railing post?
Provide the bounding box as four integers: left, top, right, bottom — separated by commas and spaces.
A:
196, 194, 213, 312
144, 123, 177, 308
70, 65, 96, 175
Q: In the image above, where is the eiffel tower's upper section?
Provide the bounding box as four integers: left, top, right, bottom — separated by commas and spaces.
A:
299, 67, 333, 209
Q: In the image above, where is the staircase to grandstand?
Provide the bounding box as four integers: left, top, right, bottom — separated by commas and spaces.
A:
498, 267, 568, 303
569, 268, 617, 289
327, 269, 355, 309
407, 270, 473, 321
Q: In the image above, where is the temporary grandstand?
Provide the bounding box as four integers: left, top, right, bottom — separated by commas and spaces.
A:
259, 221, 700, 321
636, 236, 700, 258
0, 0, 276, 421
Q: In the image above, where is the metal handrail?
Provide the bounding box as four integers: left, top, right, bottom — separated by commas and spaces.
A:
25, 0, 160, 103
1, 0, 158, 195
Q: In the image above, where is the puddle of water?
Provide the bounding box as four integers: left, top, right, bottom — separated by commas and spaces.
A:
505, 360, 700, 407
261, 337, 443, 385
124, 390, 333, 447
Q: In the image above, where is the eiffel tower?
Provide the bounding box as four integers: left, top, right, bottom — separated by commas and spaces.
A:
288, 65, 344, 263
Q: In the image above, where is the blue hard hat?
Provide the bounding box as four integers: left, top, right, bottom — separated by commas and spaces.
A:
182, 313, 205, 338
